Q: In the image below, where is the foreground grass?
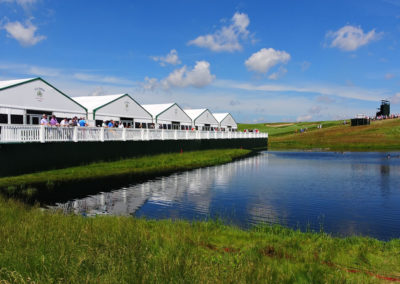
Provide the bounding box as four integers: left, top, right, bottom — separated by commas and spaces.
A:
0, 197, 399, 283
0, 149, 251, 192
239, 118, 400, 151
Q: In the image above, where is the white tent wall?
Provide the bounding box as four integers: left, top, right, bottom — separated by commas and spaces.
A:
184, 109, 219, 129
143, 103, 192, 126
193, 110, 219, 128
0, 78, 86, 124
220, 114, 237, 130
93, 95, 152, 122
73, 94, 152, 127
157, 104, 192, 125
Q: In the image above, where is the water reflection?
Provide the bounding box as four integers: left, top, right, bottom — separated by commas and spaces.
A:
50, 151, 400, 240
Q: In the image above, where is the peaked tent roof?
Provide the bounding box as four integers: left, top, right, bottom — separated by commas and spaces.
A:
0, 78, 35, 90
73, 94, 127, 113
184, 109, 207, 120
141, 103, 175, 117
213, 113, 230, 123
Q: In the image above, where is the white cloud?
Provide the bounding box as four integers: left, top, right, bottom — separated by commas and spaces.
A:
326, 25, 382, 51
73, 73, 136, 86
162, 61, 215, 89
0, 63, 60, 77
245, 48, 290, 74
296, 114, 312, 122
144, 61, 215, 90
3, 19, 46, 46
308, 105, 322, 114
316, 95, 335, 104
268, 66, 287, 80
0, 0, 37, 9
151, 49, 181, 66
215, 79, 389, 102
391, 93, 400, 104
188, 12, 250, 52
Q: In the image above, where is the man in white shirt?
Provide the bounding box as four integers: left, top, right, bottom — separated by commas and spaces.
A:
40, 114, 48, 125
60, 118, 68, 126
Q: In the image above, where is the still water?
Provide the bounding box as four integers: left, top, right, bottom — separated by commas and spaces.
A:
50, 151, 400, 240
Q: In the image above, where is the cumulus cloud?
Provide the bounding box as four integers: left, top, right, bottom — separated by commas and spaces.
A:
2, 19, 45, 46
188, 12, 250, 52
296, 114, 312, 122
151, 49, 181, 66
326, 25, 382, 51
245, 48, 290, 75
162, 61, 215, 88
143, 61, 215, 90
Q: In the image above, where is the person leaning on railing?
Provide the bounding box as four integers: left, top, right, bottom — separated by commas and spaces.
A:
50, 115, 59, 127
40, 114, 49, 125
60, 118, 68, 126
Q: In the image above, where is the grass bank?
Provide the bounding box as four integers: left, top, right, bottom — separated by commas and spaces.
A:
0, 148, 252, 199
0, 197, 399, 283
239, 118, 400, 151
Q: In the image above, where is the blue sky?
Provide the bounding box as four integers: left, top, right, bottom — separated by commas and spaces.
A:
1, 0, 400, 122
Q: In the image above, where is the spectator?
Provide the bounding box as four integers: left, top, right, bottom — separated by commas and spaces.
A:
69, 116, 78, 127
118, 122, 124, 129
60, 118, 68, 127
78, 117, 87, 127
108, 120, 114, 128
49, 115, 59, 126
40, 114, 48, 125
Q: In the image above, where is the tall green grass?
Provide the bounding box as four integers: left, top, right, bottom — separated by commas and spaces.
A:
0, 197, 399, 283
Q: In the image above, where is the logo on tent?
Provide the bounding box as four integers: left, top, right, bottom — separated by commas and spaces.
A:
124, 101, 130, 111
34, 87, 45, 102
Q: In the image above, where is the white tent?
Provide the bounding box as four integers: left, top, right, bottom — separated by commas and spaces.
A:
184, 109, 219, 130
73, 94, 152, 127
142, 103, 192, 129
213, 113, 238, 131
0, 77, 86, 125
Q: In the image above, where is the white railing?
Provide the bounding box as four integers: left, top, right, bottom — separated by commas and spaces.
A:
0, 124, 268, 143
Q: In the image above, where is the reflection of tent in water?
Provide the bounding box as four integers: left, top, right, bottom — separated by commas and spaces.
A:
54, 157, 246, 216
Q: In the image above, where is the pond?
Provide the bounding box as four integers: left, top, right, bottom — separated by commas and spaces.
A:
49, 151, 400, 240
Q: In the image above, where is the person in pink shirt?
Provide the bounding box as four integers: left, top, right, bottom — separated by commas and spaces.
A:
49, 115, 59, 126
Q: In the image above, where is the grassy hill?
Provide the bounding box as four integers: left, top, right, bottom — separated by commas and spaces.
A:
239, 118, 400, 151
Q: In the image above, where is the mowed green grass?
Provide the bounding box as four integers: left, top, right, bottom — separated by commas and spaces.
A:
1, 197, 399, 283
239, 118, 400, 151
0, 149, 251, 193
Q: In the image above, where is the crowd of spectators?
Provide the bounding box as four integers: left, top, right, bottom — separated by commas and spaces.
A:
40, 114, 89, 127
372, 114, 400, 121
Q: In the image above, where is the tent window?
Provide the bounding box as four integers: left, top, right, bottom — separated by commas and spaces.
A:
0, 114, 7, 124
11, 115, 23, 124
